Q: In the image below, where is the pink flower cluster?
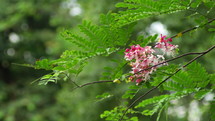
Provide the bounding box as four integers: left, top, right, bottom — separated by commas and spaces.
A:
155, 35, 178, 56
124, 35, 178, 84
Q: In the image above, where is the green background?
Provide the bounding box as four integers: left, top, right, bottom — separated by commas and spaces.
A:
0, 0, 214, 121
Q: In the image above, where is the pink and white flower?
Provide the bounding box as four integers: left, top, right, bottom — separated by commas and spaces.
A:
124, 34, 178, 85
155, 34, 178, 56
125, 45, 165, 84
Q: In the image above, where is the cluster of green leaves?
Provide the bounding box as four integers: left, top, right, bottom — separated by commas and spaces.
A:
32, 0, 215, 120
34, 15, 134, 84
164, 62, 211, 91
34, 0, 214, 85
100, 62, 214, 120
138, 62, 213, 116
113, 0, 188, 27
101, 106, 138, 121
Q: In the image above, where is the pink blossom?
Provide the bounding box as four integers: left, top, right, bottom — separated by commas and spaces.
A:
124, 34, 178, 85
136, 79, 142, 84
159, 34, 172, 42
124, 44, 165, 84
155, 34, 178, 56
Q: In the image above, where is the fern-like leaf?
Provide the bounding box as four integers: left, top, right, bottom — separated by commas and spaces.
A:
135, 89, 196, 116
186, 61, 209, 88
113, 0, 187, 27
164, 62, 210, 91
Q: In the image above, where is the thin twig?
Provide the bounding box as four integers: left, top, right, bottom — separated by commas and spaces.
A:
62, 72, 80, 87
170, 18, 215, 39
72, 80, 113, 91
119, 45, 215, 121
79, 80, 113, 87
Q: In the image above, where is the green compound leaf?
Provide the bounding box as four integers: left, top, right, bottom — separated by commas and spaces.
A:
164, 61, 210, 91
96, 92, 113, 102
113, 0, 187, 27
100, 106, 138, 121
135, 89, 196, 116
194, 89, 212, 100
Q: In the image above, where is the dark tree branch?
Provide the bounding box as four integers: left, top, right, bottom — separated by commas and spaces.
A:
71, 47, 213, 91
70, 18, 215, 91
119, 45, 215, 121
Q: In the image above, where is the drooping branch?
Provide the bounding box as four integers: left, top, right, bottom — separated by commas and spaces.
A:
69, 18, 215, 94
119, 45, 215, 121
71, 47, 213, 91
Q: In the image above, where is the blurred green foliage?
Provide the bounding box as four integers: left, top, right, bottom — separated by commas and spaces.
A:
0, 0, 214, 121
0, 0, 120, 121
